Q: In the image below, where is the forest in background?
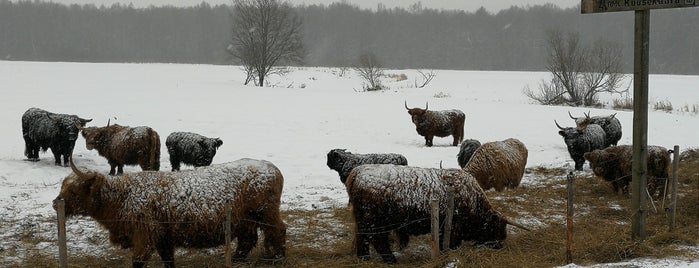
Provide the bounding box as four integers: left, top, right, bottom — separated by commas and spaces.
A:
0, 0, 697, 74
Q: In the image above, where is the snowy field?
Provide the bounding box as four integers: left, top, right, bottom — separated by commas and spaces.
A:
0, 60, 697, 266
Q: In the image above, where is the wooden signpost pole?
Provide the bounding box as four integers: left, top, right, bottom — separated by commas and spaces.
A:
581, 0, 697, 241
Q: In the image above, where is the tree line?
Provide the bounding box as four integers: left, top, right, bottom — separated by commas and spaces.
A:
0, 0, 697, 74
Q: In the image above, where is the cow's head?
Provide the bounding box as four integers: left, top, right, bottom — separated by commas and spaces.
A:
54, 157, 104, 216
48, 114, 92, 141
195, 138, 223, 166
583, 149, 610, 176
405, 101, 428, 125
468, 214, 529, 249
457, 139, 481, 168
80, 126, 102, 150
326, 149, 348, 170
555, 120, 584, 148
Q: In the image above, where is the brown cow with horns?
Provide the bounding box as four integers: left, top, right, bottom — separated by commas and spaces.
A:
81, 122, 161, 175
405, 101, 465, 147
54, 157, 287, 267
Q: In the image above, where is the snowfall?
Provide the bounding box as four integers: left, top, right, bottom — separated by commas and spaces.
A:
0, 60, 697, 267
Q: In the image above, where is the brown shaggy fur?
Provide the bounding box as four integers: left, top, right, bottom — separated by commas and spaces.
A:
464, 138, 528, 191
405, 102, 465, 147
583, 145, 670, 197
56, 158, 286, 268
81, 124, 160, 175
345, 164, 526, 263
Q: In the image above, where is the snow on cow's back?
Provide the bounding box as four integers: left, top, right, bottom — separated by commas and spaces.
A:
103, 158, 281, 221
348, 164, 483, 213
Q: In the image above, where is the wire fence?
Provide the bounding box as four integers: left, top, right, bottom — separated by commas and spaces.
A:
50, 146, 686, 267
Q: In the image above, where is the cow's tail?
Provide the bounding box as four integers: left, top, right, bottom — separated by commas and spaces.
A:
150, 130, 161, 171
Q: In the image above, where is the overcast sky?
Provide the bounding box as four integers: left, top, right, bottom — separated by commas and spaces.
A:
41, 0, 579, 12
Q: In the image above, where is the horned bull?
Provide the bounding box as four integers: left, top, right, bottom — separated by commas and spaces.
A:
405, 101, 465, 147
54, 157, 286, 267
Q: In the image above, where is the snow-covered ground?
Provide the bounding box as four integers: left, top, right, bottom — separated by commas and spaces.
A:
0, 61, 697, 266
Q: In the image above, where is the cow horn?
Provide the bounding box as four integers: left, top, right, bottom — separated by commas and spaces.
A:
505, 218, 531, 231
425, 102, 428, 111
554, 120, 565, 130
69, 156, 89, 179
106, 118, 110, 127
80, 118, 93, 124
568, 111, 578, 120
585, 111, 591, 118
405, 101, 410, 110
609, 113, 617, 119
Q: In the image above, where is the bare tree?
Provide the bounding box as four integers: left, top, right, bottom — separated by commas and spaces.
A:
228, 0, 304, 87
524, 30, 627, 106
354, 52, 384, 91
414, 69, 437, 88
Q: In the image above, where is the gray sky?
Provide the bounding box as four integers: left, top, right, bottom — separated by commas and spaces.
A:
39, 0, 579, 12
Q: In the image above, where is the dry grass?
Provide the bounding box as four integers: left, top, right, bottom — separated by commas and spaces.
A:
5, 153, 699, 268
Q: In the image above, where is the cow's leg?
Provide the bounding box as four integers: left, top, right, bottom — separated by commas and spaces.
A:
574, 158, 584, 171
131, 234, 154, 268
52, 150, 62, 166
397, 231, 410, 250
261, 211, 286, 260
355, 230, 371, 260
371, 232, 397, 264
24, 139, 38, 160
233, 223, 258, 262
425, 136, 434, 147
169, 156, 180, 171
108, 162, 117, 175
155, 237, 175, 268
117, 165, 124, 175
62, 152, 71, 167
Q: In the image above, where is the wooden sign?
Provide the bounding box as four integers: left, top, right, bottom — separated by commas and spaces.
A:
582, 0, 697, 13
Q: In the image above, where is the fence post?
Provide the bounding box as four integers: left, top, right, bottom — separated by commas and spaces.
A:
442, 187, 454, 251
566, 172, 574, 264
54, 198, 68, 268
225, 204, 232, 268
430, 198, 440, 260
670, 145, 680, 231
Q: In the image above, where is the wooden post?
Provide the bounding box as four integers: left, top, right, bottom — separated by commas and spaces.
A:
430, 198, 440, 260
224, 204, 232, 268
54, 198, 68, 268
670, 145, 680, 231
442, 187, 454, 251
631, 9, 650, 241
566, 172, 574, 264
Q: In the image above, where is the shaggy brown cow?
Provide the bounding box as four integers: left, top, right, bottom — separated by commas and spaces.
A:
81, 124, 160, 175
464, 138, 528, 191
346, 164, 528, 263
405, 101, 465, 147
55, 158, 286, 268
583, 145, 670, 197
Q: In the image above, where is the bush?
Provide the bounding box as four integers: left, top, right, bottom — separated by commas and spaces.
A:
613, 94, 633, 110
653, 100, 673, 112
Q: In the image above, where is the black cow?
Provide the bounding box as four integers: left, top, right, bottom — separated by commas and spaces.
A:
166, 132, 223, 171
569, 111, 622, 147
22, 107, 92, 166
555, 120, 606, 171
